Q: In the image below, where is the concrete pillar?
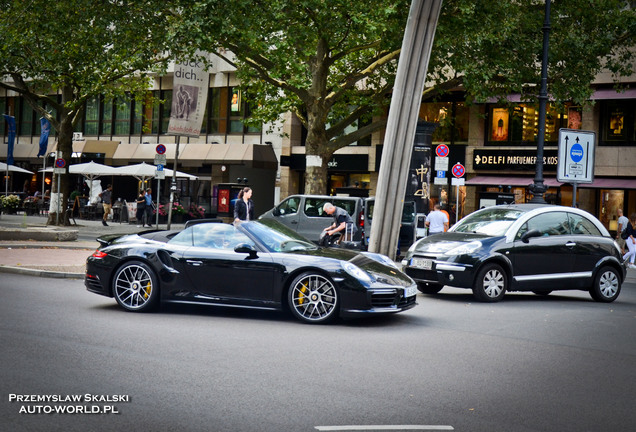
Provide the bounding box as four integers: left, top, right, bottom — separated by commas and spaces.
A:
368, 0, 443, 257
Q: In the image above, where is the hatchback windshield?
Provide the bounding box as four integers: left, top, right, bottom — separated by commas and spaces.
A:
452, 208, 525, 236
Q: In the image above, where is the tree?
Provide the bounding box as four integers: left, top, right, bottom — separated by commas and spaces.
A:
0, 0, 185, 224
182, 0, 635, 194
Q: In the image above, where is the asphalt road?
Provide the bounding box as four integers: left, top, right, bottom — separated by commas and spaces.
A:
1, 274, 635, 432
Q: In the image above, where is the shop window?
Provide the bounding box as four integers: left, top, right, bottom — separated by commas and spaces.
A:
132, 98, 143, 135
160, 91, 172, 134
84, 96, 100, 135
114, 97, 132, 135
419, 101, 469, 143
490, 103, 574, 145
600, 101, 634, 145
19, 98, 34, 136
102, 97, 113, 135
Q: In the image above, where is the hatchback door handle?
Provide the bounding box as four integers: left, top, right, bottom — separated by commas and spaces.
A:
187, 260, 203, 266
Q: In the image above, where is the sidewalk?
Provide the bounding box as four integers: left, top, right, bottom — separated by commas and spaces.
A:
0, 213, 186, 279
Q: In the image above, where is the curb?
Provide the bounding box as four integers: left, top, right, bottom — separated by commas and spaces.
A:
0, 265, 84, 279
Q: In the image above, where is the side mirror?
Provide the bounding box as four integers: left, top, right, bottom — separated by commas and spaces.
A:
234, 243, 258, 258
273, 207, 282, 216
520, 229, 541, 243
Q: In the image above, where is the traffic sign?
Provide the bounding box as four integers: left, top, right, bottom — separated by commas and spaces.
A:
436, 144, 449, 158
55, 158, 66, 168
434, 157, 449, 171
557, 129, 596, 183
436, 170, 446, 178
156, 144, 166, 155
452, 163, 465, 178
154, 154, 167, 165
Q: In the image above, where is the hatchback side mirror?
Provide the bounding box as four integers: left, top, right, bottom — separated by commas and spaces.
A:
520, 229, 542, 243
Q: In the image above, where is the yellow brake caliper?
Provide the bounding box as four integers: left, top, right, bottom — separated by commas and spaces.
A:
143, 283, 152, 299
298, 283, 308, 305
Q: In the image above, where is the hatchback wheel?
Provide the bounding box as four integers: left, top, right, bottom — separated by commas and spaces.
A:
113, 261, 159, 312
589, 266, 621, 303
473, 263, 507, 302
288, 272, 339, 323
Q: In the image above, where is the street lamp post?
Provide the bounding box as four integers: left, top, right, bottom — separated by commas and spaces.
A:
529, 0, 551, 204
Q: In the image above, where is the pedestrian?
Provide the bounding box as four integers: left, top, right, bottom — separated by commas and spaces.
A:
616, 209, 629, 254
321, 202, 357, 245
144, 188, 153, 228
622, 212, 636, 269
233, 187, 254, 223
136, 190, 146, 228
99, 184, 113, 227
425, 203, 449, 235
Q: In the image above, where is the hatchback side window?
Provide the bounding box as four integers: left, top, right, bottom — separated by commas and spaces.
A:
516, 212, 570, 240
568, 213, 602, 236
277, 197, 300, 215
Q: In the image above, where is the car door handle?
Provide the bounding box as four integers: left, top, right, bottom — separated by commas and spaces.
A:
186, 260, 203, 266
565, 242, 576, 247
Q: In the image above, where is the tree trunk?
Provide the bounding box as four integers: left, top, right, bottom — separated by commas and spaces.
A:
47, 88, 75, 226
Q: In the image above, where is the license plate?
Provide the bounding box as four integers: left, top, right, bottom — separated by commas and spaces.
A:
404, 285, 418, 298
411, 257, 433, 270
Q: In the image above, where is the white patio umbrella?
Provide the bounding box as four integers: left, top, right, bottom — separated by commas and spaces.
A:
0, 162, 35, 174
68, 161, 120, 181
114, 162, 198, 181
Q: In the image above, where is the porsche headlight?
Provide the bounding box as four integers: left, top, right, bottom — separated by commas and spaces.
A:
443, 241, 482, 256
342, 261, 374, 284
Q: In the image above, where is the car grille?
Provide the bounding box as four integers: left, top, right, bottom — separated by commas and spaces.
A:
371, 291, 398, 308
405, 267, 438, 281
370, 290, 416, 308
85, 277, 104, 293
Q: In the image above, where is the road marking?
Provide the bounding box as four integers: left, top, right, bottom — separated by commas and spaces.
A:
315, 426, 454, 431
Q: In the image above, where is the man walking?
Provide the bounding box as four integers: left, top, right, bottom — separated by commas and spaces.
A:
99, 184, 113, 227
425, 203, 449, 235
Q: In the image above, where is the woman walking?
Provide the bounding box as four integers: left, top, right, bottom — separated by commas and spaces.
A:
623, 212, 636, 269
233, 187, 254, 223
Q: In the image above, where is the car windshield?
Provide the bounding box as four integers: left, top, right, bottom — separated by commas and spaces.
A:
243, 220, 317, 252
452, 207, 525, 236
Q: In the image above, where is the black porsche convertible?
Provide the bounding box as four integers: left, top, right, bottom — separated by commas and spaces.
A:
85, 219, 417, 323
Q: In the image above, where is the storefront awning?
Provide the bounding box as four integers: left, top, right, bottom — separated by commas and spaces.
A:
467, 176, 636, 190
81, 140, 120, 159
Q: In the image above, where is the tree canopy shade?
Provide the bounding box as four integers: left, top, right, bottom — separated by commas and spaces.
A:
0, 0, 185, 224
181, 0, 635, 194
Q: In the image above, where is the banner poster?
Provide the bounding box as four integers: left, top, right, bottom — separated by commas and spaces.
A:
3, 115, 16, 165
37, 117, 51, 157
167, 51, 210, 137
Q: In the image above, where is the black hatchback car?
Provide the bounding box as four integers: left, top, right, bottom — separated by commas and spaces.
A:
401, 204, 626, 302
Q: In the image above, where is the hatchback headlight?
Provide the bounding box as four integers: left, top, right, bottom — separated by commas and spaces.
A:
342, 261, 374, 284
444, 241, 482, 256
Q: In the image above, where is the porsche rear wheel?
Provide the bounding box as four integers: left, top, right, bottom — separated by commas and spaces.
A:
288, 272, 339, 324
112, 261, 159, 312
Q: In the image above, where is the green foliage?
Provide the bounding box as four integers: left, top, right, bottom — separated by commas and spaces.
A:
0, 0, 185, 126
180, 1, 634, 187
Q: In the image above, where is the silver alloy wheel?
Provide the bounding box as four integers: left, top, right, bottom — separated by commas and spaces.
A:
290, 274, 338, 322
114, 264, 154, 311
598, 269, 619, 298
482, 268, 505, 298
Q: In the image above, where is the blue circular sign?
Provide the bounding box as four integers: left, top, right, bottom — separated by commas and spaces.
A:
570, 143, 584, 163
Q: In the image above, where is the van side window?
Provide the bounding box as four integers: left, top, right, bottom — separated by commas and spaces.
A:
277, 197, 300, 215
333, 200, 355, 216
304, 199, 329, 217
